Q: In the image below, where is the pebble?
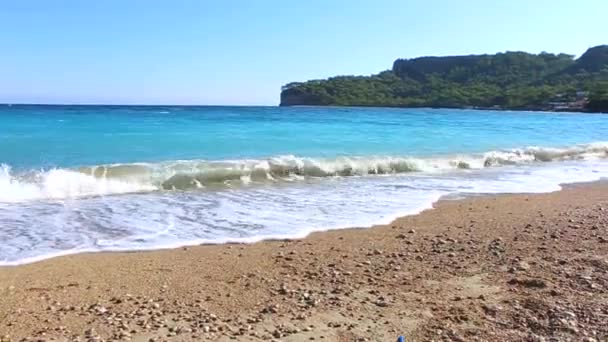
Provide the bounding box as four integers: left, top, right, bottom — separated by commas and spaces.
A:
375, 299, 389, 307
482, 303, 502, 316
508, 278, 547, 289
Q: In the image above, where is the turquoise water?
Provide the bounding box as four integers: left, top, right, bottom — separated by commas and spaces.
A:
3, 105, 608, 169
1, 105, 608, 264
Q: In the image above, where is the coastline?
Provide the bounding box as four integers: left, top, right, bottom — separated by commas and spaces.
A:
1, 182, 608, 341
4, 103, 606, 114
279, 103, 607, 114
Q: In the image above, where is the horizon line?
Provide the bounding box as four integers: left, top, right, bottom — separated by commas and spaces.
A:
1, 103, 281, 107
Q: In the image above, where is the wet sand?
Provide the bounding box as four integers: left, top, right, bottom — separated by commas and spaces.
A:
1, 182, 607, 341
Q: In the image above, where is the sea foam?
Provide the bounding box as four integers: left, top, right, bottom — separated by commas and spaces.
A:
1, 148, 607, 265
1, 142, 606, 203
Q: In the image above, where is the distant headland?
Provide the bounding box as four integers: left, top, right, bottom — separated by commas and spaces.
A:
281, 45, 608, 112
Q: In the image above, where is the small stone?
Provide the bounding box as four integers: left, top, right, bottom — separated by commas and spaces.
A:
508, 278, 547, 289
482, 304, 502, 316
373, 295, 391, 306
375, 300, 389, 307
516, 261, 530, 271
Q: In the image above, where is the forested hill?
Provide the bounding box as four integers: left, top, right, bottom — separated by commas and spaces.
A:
280, 45, 608, 112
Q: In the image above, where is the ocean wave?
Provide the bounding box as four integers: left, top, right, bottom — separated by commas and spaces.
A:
0, 165, 156, 202
1, 142, 607, 202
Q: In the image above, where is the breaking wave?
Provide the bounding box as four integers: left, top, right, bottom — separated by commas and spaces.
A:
1, 142, 607, 202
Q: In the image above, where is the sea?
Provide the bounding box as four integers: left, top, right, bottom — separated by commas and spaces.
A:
1, 105, 608, 265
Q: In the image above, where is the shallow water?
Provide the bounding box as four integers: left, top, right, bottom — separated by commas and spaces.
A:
1, 105, 607, 265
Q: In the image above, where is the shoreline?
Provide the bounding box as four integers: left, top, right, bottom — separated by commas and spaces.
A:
0, 179, 590, 268
279, 104, 607, 114
0, 191, 444, 268
1, 181, 608, 341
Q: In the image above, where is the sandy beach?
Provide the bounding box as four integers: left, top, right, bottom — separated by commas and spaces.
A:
1, 182, 607, 341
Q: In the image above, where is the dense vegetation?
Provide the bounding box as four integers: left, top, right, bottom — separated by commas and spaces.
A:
587, 81, 608, 112
281, 45, 608, 112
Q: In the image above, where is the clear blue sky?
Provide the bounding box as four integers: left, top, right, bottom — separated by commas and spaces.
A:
0, 0, 606, 105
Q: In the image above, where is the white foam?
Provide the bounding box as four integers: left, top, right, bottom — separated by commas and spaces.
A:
1, 158, 607, 266
0, 164, 157, 202
1, 141, 607, 203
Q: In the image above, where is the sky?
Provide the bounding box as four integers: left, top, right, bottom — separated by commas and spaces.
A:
0, 0, 606, 105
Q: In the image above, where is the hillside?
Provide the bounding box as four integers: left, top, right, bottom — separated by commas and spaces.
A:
280, 45, 608, 112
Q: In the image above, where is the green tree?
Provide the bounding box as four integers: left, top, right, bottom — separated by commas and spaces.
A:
280, 46, 608, 111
